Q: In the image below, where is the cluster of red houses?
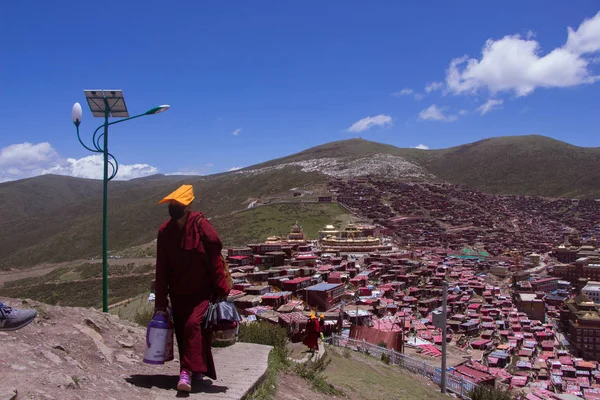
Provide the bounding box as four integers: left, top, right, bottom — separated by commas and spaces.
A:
220, 176, 600, 398
224, 222, 600, 398
329, 178, 600, 257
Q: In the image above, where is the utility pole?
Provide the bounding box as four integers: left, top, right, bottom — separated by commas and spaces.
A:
433, 282, 448, 394
441, 281, 448, 394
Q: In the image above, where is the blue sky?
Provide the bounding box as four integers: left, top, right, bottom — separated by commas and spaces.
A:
1, 1, 599, 181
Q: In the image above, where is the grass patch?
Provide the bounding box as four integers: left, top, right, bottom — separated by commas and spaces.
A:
134, 307, 154, 327
240, 323, 344, 399
212, 202, 352, 247
381, 352, 391, 364
2, 274, 153, 308
3, 261, 156, 310
2, 266, 73, 288
324, 346, 447, 400
54, 270, 82, 282
293, 355, 344, 396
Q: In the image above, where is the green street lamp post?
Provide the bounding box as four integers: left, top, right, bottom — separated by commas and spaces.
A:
72, 90, 169, 312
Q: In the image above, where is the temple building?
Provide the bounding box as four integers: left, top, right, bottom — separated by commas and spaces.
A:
560, 293, 600, 361
288, 222, 306, 242
319, 224, 339, 239
263, 222, 308, 247
319, 223, 392, 252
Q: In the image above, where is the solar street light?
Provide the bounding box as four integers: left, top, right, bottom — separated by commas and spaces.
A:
146, 105, 170, 115
71, 90, 169, 312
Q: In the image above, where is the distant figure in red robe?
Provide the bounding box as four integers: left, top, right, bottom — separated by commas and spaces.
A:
303, 313, 320, 352
319, 313, 326, 338
154, 185, 231, 392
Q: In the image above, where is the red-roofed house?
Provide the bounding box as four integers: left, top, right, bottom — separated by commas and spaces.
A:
450, 364, 496, 386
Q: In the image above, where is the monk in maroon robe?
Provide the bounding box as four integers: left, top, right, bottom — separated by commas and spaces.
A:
154, 185, 230, 392
303, 314, 320, 352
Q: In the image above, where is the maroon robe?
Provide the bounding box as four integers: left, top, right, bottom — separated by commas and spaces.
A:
155, 211, 230, 379
303, 318, 320, 350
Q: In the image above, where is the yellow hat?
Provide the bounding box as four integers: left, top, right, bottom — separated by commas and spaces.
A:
158, 184, 195, 206
320, 314, 325, 319
309, 313, 316, 319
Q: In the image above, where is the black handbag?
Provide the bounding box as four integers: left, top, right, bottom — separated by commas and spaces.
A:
202, 301, 242, 331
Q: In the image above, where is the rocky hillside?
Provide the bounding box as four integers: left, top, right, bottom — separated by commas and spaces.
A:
0, 298, 270, 400
237, 153, 435, 180
246, 135, 600, 198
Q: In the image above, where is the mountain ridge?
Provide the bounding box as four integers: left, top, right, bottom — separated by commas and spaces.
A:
1, 134, 599, 269
240, 134, 600, 198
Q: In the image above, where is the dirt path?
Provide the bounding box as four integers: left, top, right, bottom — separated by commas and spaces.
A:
0, 257, 154, 286
0, 264, 61, 286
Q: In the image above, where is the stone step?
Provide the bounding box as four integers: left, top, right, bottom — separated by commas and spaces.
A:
151, 342, 272, 399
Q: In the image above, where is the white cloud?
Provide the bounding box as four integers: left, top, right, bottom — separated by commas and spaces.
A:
565, 11, 600, 54
459, 109, 469, 116
232, 128, 241, 136
413, 144, 429, 150
347, 114, 393, 133
392, 88, 413, 96
0, 142, 158, 182
445, 11, 600, 97
392, 88, 424, 100
66, 155, 158, 180
228, 166, 242, 171
425, 81, 444, 93
418, 105, 458, 122
476, 99, 504, 115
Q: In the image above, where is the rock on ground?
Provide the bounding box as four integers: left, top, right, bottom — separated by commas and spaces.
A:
0, 298, 270, 400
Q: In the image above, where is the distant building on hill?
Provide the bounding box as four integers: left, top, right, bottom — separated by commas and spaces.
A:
551, 256, 600, 283
305, 282, 344, 311
561, 294, 600, 361
516, 293, 545, 322
582, 282, 600, 304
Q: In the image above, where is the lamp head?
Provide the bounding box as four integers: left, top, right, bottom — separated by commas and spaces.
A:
145, 105, 170, 115
72, 102, 83, 127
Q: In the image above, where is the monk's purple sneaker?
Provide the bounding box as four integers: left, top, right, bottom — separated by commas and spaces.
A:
177, 370, 192, 392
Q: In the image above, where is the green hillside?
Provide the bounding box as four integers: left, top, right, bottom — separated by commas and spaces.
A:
1, 134, 599, 270
0, 166, 327, 269
212, 202, 353, 247
409, 135, 600, 198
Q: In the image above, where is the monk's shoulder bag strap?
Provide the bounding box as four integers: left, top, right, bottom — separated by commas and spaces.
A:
196, 217, 233, 291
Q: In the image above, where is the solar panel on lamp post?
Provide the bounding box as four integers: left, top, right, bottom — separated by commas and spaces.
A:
71, 90, 169, 312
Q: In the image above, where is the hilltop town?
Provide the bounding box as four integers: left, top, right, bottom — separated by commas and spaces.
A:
216, 177, 600, 399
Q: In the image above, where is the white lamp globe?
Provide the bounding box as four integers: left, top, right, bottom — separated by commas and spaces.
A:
72, 102, 83, 126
